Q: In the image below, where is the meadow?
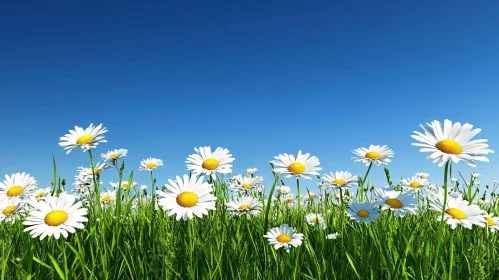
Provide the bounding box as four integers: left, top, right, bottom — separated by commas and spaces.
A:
1, 119, 499, 280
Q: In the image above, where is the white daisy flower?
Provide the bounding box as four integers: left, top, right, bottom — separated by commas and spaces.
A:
374, 189, 418, 217
282, 194, 295, 204
352, 145, 394, 166
305, 213, 326, 228
100, 190, 117, 204
156, 175, 216, 221
226, 196, 262, 216
0, 173, 37, 198
140, 185, 147, 191
32, 187, 52, 201
264, 224, 304, 253
23, 193, 88, 240
326, 233, 340, 240
471, 172, 480, 178
230, 176, 263, 193
428, 191, 486, 229
400, 176, 429, 192
411, 119, 494, 167
322, 171, 358, 189
276, 186, 292, 194
483, 213, 499, 232
346, 202, 380, 223
270, 151, 322, 179
101, 149, 128, 161
416, 172, 429, 179
110, 181, 137, 191
186, 147, 234, 179
59, 123, 108, 154
139, 157, 164, 171
246, 168, 258, 176
303, 192, 317, 201
0, 197, 25, 223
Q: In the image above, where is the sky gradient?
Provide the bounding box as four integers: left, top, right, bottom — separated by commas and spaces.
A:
1, 1, 499, 196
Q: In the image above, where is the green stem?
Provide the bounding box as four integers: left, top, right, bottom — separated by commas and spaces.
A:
433, 161, 450, 275
263, 173, 280, 233
360, 162, 373, 201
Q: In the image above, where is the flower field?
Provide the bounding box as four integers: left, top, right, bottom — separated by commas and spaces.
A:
1, 119, 499, 279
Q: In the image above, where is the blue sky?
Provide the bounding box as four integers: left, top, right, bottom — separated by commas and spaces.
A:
1, 1, 499, 196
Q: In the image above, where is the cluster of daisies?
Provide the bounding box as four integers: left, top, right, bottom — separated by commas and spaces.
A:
0, 119, 497, 254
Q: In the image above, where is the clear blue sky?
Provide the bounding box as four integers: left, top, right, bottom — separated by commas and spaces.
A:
1, 1, 499, 196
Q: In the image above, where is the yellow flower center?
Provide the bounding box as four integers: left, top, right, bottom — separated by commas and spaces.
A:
176, 191, 199, 207
385, 198, 403, 208
45, 210, 68, 226
76, 135, 94, 145
146, 162, 157, 169
122, 183, 129, 190
202, 158, 219, 170
445, 208, 466, 220
409, 182, 421, 188
110, 153, 118, 159
241, 183, 252, 189
311, 217, 320, 223
286, 197, 293, 203
102, 195, 110, 202
7, 186, 24, 197
35, 192, 45, 199
357, 209, 369, 217
435, 140, 463, 155
2, 206, 16, 216
485, 216, 495, 226
276, 233, 292, 243
93, 168, 102, 174
365, 151, 381, 159
238, 204, 252, 210
309, 194, 316, 199
287, 162, 305, 174
332, 179, 346, 185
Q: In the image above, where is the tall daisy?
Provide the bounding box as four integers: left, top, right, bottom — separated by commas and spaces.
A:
226, 196, 262, 217
411, 119, 494, 167
264, 224, 304, 253
483, 213, 499, 232
270, 151, 322, 179
0, 197, 25, 223
100, 190, 117, 204
23, 193, 88, 240
101, 149, 128, 161
352, 145, 394, 166
0, 173, 37, 199
139, 157, 164, 171
322, 171, 358, 190
428, 190, 486, 229
59, 123, 108, 154
186, 147, 234, 179
230, 176, 263, 193
374, 189, 418, 217
346, 202, 380, 223
156, 175, 216, 221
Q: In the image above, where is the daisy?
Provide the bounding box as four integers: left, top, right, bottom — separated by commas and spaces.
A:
226, 196, 262, 216
100, 190, 117, 204
282, 194, 295, 204
305, 213, 326, 228
326, 233, 340, 240
400, 176, 429, 192
416, 172, 430, 179
352, 145, 394, 166
0, 197, 25, 223
374, 189, 418, 217
246, 168, 258, 176
472, 172, 480, 178
156, 175, 216, 221
23, 193, 88, 240
139, 157, 164, 171
276, 186, 292, 194
270, 151, 322, 179
186, 147, 234, 179
59, 123, 107, 154
32, 187, 52, 201
0, 173, 37, 199
428, 191, 486, 229
322, 171, 358, 190
483, 213, 499, 232
411, 119, 494, 167
451, 178, 458, 183
346, 202, 380, 223
230, 176, 263, 193
110, 181, 137, 191
101, 149, 128, 161
264, 224, 304, 253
